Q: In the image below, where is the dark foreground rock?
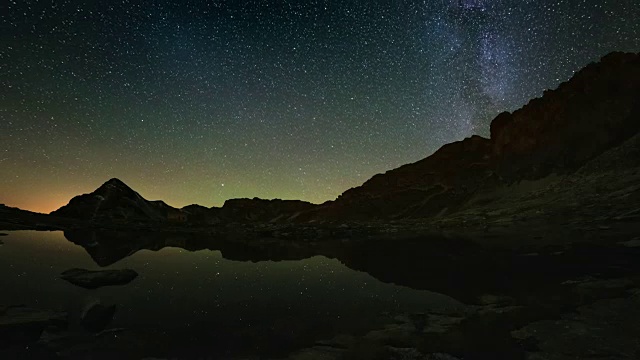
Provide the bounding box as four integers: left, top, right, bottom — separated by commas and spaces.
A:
60, 268, 138, 289
512, 289, 640, 360
80, 301, 117, 333
0, 306, 67, 345
286, 273, 640, 360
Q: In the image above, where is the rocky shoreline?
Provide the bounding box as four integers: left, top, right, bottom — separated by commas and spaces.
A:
4, 269, 640, 359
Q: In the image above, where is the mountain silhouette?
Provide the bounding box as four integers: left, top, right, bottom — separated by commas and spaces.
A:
39, 51, 640, 225
308, 52, 640, 220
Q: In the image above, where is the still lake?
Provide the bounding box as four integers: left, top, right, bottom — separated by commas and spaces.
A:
0, 230, 463, 358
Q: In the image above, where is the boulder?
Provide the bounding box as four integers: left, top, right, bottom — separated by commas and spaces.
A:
0, 306, 67, 344
60, 268, 138, 289
80, 300, 116, 333
512, 291, 640, 359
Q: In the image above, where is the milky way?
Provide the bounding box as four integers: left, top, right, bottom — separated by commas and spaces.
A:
2, 0, 639, 212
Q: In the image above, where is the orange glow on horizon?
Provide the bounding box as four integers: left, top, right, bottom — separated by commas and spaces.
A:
9, 199, 67, 215
1, 192, 75, 215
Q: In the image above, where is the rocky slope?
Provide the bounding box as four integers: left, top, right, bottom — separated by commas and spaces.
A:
0, 204, 76, 230
50, 179, 316, 225
50, 178, 178, 222
311, 51, 640, 221
13, 51, 640, 228
216, 198, 315, 223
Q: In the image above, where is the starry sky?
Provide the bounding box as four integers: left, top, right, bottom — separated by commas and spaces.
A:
2, 0, 639, 213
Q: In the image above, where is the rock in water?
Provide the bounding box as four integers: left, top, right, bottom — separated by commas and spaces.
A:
511, 292, 640, 359
80, 300, 116, 333
60, 268, 138, 289
0, 306, 67, 344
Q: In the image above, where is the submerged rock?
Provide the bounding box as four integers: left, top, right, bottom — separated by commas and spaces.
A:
288, 345, 345, 360
80, 300, 116, 333
0, 306, 67, 344
475, 294, 515, 306
619, 238, 640, 248
386, 348, 461, 360
60, 268, 138, 289
512, 290, 640, 359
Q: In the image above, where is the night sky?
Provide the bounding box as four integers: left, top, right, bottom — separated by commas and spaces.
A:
2, 0, 639, 213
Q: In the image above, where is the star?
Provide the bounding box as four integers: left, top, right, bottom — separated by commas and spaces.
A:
1, 0, 638, 213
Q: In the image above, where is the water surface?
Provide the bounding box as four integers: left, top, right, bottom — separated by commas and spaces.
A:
0, 230, 462, 357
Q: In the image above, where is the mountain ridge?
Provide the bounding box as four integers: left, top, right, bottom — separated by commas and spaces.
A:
50, 178, 178, 222
50, 178, 317, 224
306, 51, 640, 220
40, 51, 640, 225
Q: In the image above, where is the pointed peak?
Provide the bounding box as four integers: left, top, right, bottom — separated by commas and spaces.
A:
96, 178, 134, 192
103, 178, 128, 186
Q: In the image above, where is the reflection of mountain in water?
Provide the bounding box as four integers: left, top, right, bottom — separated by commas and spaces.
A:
65, 230, 640, 304
63, 230, 322, 266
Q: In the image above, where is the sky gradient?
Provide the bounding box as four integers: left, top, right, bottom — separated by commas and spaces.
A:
2, 0, 639, 213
